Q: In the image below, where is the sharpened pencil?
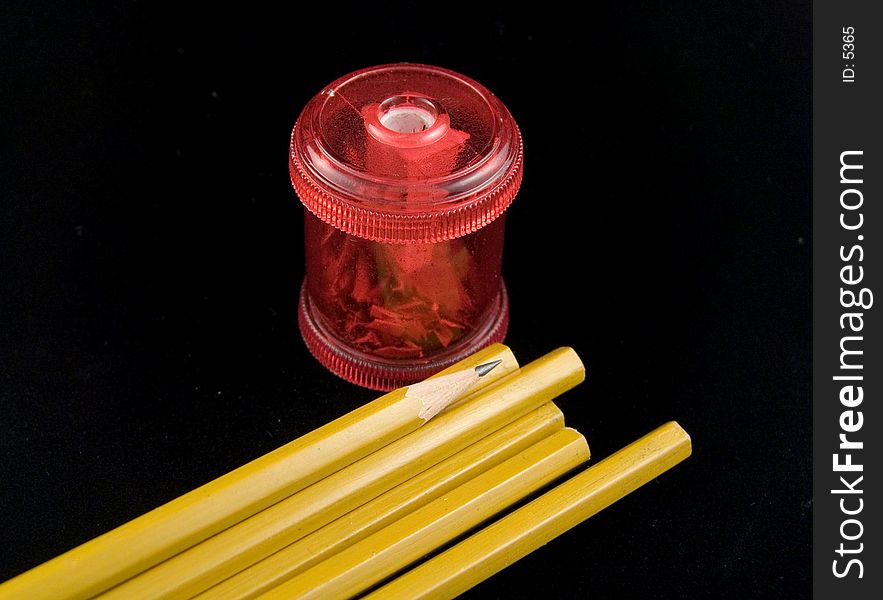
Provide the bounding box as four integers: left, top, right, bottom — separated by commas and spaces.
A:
0, 344, 516, 600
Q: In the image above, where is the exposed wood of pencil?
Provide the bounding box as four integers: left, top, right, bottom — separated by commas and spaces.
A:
408, 361, 500, 421
96, 347, 585, 600
365, 421, 692, 600
0, 344, 515, 600
197, 403, 565, 600
258, 428, 590, 600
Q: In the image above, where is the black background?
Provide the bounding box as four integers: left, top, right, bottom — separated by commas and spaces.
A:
0, 1, 811, 598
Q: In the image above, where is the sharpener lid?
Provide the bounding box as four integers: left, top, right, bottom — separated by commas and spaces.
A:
290, 63, 523, 244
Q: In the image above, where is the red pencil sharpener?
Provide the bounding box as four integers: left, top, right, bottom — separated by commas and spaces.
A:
290, 64, 523, 390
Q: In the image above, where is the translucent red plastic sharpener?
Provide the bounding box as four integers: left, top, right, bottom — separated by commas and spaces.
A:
290, 63, 523, 390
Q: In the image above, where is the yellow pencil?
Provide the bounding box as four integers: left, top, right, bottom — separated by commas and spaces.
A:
97, 347, 585, 600
365, 421, 692, 600
258, 428, 590, 600
197, 403, 565, 600
0, 344, 515, 600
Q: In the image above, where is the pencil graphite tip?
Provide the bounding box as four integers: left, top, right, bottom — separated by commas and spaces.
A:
474, 359, 503, 378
